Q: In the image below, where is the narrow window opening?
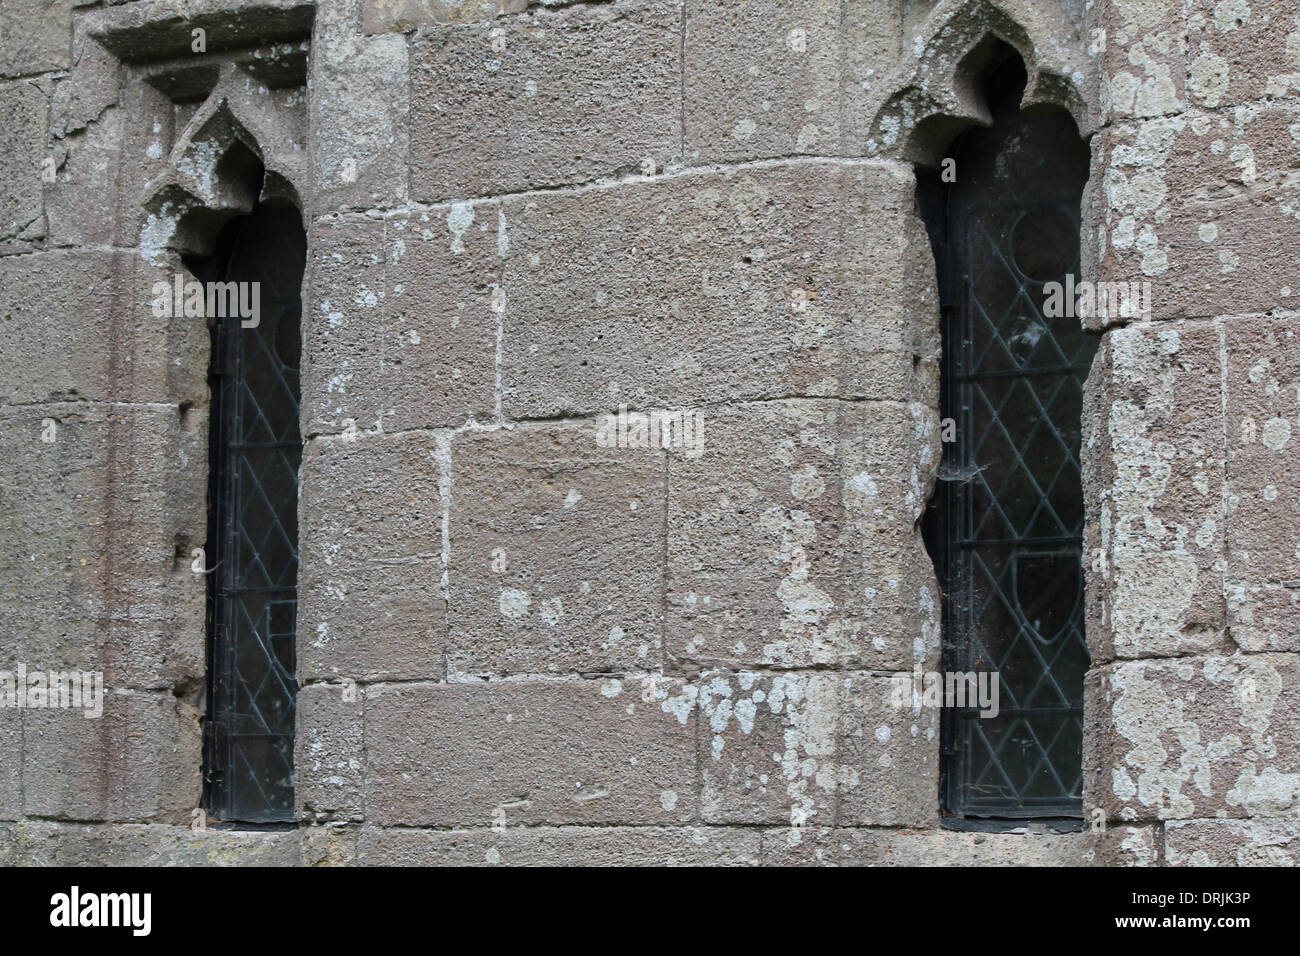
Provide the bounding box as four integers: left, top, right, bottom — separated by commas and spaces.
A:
919, 47, 1097, 828
187, 178, 305, 825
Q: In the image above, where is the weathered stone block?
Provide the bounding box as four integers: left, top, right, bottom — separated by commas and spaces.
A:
0, 708, 20, 820
1082, 321, 1229, 661
1223, 314, 1300, 652
837, 673, 939, 827
499, 159, 928, 418
298, 431, 445, 681
1187, 0, 1300, 107
0, 403, 206, 689
1085, 654, 1300, 822
358, 824, 761, 865
666, 400, 938, 671
364, 678, 697, 826
759, 825, 1087, 866
302, 210, 498, 436
311, 31, 409, 212
0, 0, 77, 76
0, 79, 46, 241
684, 0, 843, 164
295, 682, 364, 821
1096, 0, 1189, 123
300, 822, 357, 866
3, 821, 302, 866
1093, 106, 1300, 321
0, 251, 208, 406
410, 0, 681, 201
362, 0, 551, 33
22, 693, 201, 823
1165, 816, 1300, 866
1082, 822, 1160, 866
447, 422, 665, 676
699, 670, 837, 826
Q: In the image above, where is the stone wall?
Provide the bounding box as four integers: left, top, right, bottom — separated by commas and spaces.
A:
0, 0, 1295, 866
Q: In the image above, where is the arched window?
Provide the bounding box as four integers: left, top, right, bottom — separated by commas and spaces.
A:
189, 195, 305, 823
920, 49, 1095, 825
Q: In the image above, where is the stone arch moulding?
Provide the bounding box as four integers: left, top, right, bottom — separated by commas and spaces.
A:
864, 0, 1097, 166
140, 65, 310, 266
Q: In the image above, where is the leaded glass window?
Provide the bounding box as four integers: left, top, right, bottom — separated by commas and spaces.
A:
921, 53, 1096, 824
194, 201, 305, 823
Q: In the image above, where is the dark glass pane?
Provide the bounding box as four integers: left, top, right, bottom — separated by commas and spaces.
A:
924, 54, 1096, 821
202, 202, 305, 823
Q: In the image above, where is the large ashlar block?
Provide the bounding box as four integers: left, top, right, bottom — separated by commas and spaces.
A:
0, 78, 46, 241
1089, 105, 1300, 322
697, 670, 939, 828
1, 821, 302, 866
684, 0, 844, 164
499, 159, 933, 418
1223, 314, 1300, 652
363, 678, 698, 827
298, 431, 445, 681
1095, 0, 1189, 124
302, 208, 498, 435
446, 421, 665, 676
22, 692, 201, 824
358, 825, 761, 866
410, 0, 681, 201
1186, 0, 1300, 107
836, 672, 940, 827
1082, 320, 1229, 661
1084, 653, 1300, 822
666, 400, 939, 671
0, 0, 77, 75
294, 682, 364, 821
1165, 817, 1300, 866
0, 250, 208, 407
759, 826, 1087, 866
698, 670, 839, 827
310, 30, 409, 212
0, 403, 205, 690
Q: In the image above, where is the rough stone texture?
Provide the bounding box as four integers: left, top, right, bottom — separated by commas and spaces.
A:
1082, 320, 1230, 662
0, 0, 76, 76
295, 682, 365, 821
0, 403, 206, 690
1165, 817, 1300, 866
684, 0, 845, 164
499, 159, 932, 418
699, 670, 838, 826
301, 208, 498, 436
0, 707, 20, 820
1085, 654, 1300, 822
1186, 0, 1300, 108
0, 821, 303, 866
298, 431, 446, 682
447, 422, 666, 677
1091, 105, 1300, 322
301, 822, 358, 866
358, 824, 762, 866
760, 826, 1088, 866
311, 29, 409, 213
666, 400, 938, 671
0, 78, 45, 240
1083, 822, 1161, 866
0, 251, 208, 407
837, 673, 940, 827
1223, 314, 1300, 652
410, 0, 681, 201
22, 693, 201, 824
364, 679, 697, 827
